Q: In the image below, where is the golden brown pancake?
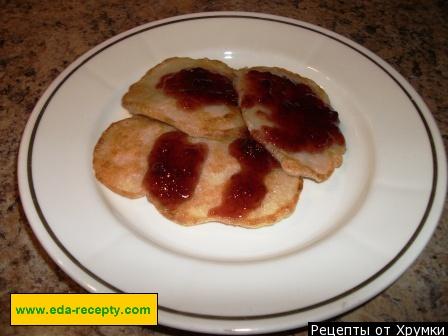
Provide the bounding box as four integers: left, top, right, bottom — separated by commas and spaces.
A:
93, 116, 302, 228
122, 57, 246, 140
235, 66, 346, 182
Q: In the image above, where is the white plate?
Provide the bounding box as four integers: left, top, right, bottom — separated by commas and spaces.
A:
18, 12, 446, 334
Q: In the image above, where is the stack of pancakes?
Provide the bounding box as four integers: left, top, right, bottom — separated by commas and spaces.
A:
93, 57, 346, 228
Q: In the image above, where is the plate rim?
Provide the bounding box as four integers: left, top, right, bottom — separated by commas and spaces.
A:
17, 11, 447, 332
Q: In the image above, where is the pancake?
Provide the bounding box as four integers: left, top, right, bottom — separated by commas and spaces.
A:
93, 116, 302, 228
235, 66, 346, 182
122, 57, 246, 140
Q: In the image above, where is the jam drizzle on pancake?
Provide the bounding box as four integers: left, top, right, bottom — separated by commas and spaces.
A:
157, 67, 238, 110
209, 137, 279, 218
144, 131, 208, 209
241, 70, 345, 153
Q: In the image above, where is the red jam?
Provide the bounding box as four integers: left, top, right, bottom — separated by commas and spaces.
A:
144, 131, 208, 209
209, 137, 279, 219
156, 67, 238, 110
241, 70, 345, 153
